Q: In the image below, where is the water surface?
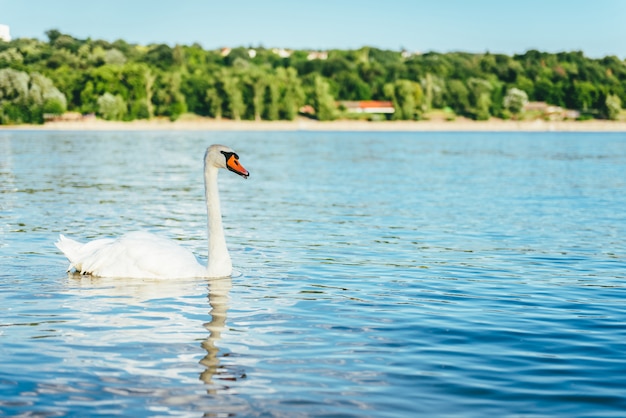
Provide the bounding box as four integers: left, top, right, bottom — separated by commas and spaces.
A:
1, 131, 626, 417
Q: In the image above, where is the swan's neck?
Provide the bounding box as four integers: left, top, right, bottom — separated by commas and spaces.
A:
205, 165, 232, 277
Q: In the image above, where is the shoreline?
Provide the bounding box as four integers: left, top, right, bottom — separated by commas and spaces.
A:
2, 117, 626, 132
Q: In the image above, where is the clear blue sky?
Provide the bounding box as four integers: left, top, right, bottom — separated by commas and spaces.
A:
1, 0, 625, 58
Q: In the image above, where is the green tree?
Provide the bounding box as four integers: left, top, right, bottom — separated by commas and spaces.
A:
121, 63, 153, 119
0, 69, 66, 124
97, 92, 126, 120
181, 72, 211, 116
278, 67, 304, 120
445, 79, 470, 115
572, 81, 599, 112
533, 77, 554, 102
78, 65, 126, 113
143, 44, 175, 70
79, 81, 97, 113
503, 87, 528, 116
0, 68, 29, 103
313, 75, 336, 121
476, 93, 491, 121
467, 78, 493, 120
45, 29, 63, 45
206, 86, 223, 119
335, 71, 372, 100
221, 70, 245, 121
104, 49, 127, 66
420, 73, 439, 111
516, 75, 534, 98
605, 94, 622, 120
0, 48, 24, 67
384, 79, 423, 120
249, 68, 267, 121
0, 68, 30, 123
152, 71, 187, 120
29, 72, 67, 116
264, 74, 280, 121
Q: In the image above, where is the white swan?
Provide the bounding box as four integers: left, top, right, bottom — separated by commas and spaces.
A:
56, 144, 249, 279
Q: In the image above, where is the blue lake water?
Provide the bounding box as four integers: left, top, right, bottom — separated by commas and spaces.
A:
1, 130, 626, 417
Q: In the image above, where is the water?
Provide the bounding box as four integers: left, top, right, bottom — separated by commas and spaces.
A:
1, 130, 626, 417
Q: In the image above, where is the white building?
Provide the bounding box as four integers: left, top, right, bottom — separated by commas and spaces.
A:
307, 51, 328, 61
272, 48, 292, 58
0, 24, 11, 42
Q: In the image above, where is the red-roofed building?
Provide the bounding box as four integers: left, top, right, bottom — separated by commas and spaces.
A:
339, 101, 395, 114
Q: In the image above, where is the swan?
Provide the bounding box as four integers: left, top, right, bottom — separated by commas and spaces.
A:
55, 144, 249, 279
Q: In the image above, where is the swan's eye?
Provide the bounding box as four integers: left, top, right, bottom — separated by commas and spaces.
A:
221, 151, 234, 162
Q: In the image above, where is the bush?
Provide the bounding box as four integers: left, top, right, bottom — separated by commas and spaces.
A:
503, 88, 528, 116
605, 94, 622, 120
97, 92, 127, 120
43, 98, 66, 115
130, 100, 151, 119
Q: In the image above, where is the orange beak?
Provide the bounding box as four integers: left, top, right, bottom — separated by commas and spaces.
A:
226, 154, 249, 179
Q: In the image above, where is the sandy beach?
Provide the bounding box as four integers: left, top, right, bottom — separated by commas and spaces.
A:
2, 117, 626, 132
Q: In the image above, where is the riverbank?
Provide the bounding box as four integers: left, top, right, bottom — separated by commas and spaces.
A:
2, 117, 626, 132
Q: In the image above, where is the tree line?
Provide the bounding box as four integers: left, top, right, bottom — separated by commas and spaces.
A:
0, 29, 624, 124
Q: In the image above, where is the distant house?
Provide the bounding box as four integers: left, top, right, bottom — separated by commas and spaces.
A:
220, 47, 231, 57
0, 24, 11, 42
563, 109, 581, 120
339, 101, 395, 114
44, 112, 88, 122
307, 51, 328, 61
401, 50, 421, 59
524, 101, 580, 120
299, 105, 315, 115
248, 49, 257, 58
524, 102, 549, 112
272, 48, 292, 58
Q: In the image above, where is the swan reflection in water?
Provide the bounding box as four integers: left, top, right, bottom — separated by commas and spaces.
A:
200, 277, 245, 392
62, 274, 246, 393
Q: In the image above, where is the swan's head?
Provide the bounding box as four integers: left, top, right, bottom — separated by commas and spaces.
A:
205, 144, 249, 179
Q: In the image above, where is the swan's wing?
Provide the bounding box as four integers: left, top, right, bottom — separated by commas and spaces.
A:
60, 232, 206, 279
56, 234, 115, 272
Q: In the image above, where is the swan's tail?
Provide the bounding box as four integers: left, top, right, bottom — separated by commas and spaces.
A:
55, 234, 83, 272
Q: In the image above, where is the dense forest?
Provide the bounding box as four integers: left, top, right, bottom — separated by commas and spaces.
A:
0, 29, 624, 124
